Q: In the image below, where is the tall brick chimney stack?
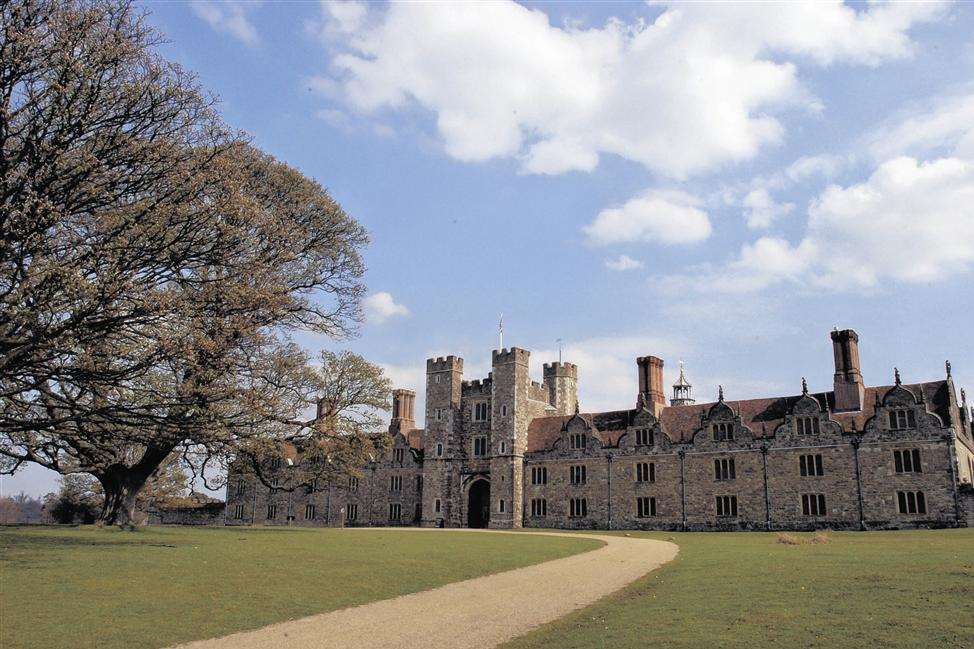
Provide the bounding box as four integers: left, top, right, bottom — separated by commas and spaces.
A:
636, 356, 666, 416
390, 388, 416, 435
831, 329, 865, 412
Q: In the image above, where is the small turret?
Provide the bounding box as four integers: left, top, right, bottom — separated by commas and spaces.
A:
543, 361, 578, 416
671, 361, 695, 406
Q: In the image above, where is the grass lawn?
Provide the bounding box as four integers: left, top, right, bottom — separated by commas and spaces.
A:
0, 525, 601, 649
505, 529, 974, 649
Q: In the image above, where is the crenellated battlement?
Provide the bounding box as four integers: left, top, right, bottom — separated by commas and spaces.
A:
543, 362, 578, 378
461, 378, 493, 395
427, 355, 464, 373
528, 381, 549, 402
492, 347, 530, 365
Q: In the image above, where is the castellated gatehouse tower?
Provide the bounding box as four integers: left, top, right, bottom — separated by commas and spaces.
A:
421, 355, 462, 527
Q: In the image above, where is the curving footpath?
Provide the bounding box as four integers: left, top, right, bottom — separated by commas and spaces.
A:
170, 529, 678, 649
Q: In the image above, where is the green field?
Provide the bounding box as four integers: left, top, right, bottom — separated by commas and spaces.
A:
506, 529, 974, 649
0, 525, 601, 649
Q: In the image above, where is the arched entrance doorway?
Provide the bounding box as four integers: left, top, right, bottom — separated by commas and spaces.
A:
467, 479, 490, 528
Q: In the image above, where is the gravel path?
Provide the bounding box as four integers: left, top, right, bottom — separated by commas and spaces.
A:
170, 529, 678, 649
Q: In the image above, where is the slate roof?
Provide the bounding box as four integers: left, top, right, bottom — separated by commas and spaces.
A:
526, 380, 953, 452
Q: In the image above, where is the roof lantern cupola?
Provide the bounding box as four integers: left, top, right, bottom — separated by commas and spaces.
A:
670, 360, 695, 406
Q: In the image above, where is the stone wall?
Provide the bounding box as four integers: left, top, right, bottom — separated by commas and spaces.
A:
148, 502, 225, 526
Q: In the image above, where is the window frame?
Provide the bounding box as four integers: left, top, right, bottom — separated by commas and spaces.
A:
530, 498, 547, 517
569, 497, 588, 518
473, 436, 487, 457
713, 422, 734, 441
570, 464, 587, 485
531, 466, 548, 485
636, 496, 657, 518
715, 495, 739, 517
636, 461, 656, 483
635, 428, 654, 446
893, 448, 922, 474
714, 457, 736, 481
896, 490, 927, 515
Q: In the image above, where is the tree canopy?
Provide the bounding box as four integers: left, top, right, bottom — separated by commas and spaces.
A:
1, 0, 390, 526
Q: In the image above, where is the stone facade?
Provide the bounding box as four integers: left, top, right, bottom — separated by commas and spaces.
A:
225, 328, 974, 531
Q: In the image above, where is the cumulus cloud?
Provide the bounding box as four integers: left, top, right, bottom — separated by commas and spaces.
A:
311, 1, 944, 178
190, 1, 259, 46
742, 188, 795, 229
808, 156, 974, 286
865, 89, 974, 161
583, 190, 712, 245
605, 255, 645, 271
662, 156, 974, 293
363, 292, 410, 323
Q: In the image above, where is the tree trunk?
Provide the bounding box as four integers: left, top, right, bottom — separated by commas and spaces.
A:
98, 474, 148, 528
96, 443, 176, 529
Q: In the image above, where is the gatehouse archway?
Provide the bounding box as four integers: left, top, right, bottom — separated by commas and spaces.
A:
467, 479, 490, 528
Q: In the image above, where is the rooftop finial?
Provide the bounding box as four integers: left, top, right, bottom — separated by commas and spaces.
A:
961, 388, 967, 406
801, 377, 808, 395
946, 360, 952, 378
718, 385, 724, 402
894, 367, 901, 386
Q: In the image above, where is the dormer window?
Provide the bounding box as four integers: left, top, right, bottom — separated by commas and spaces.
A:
473, 402, 489, 421
795, 416, 820, 435
888, 409, 916, 430
394, 448, 404, 463
570, 433, 585, 450
269, 457, 281, 470
713, 422, 734, 441
635, 428, 654, 446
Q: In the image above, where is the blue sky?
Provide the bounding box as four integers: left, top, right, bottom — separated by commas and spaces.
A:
5, 1, 973, 497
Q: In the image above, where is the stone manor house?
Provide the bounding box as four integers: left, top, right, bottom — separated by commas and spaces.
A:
226, 329, 974, 531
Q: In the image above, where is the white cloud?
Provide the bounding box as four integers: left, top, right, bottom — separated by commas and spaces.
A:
662, 155, 974, 293
742, 188, 795, 229
363, 292, 410, 323
605, 254, 645, 271
807, 156, 974, 286
784, 154, 848, 184
865, 89, 974, 162
311, 1, 944, 178
190, 1, 259, 46
583, 190, 712, 245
